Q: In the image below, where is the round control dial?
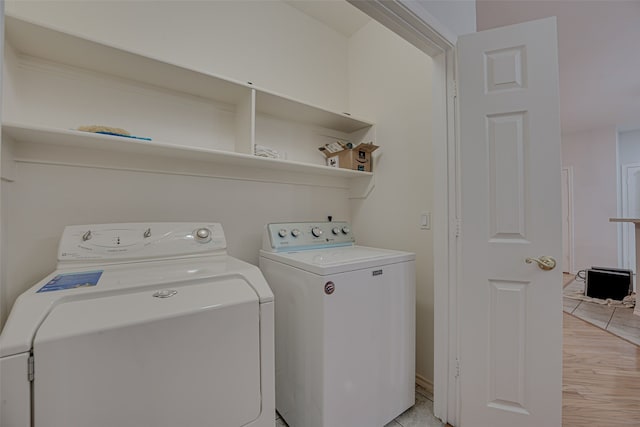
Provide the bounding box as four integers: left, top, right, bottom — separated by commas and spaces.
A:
291, 229, 301, 238
311, 227, 323, 238
342, 226, 351, 234
194, 227, 211, 243
278, 229, 288, 238
332, 227, 340, 235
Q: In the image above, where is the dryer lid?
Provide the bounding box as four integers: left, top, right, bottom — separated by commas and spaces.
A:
32, 277, 262, 427
0, 269, 263, 357
34, 276, 258, 344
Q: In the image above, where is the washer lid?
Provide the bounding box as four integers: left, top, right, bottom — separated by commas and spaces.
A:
260, 245, 415, 275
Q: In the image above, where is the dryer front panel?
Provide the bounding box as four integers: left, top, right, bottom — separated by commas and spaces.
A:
32, 278, 261, 427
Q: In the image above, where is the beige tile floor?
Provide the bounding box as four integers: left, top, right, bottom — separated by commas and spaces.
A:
275, 385, 444, 427
563, 279, 640, 346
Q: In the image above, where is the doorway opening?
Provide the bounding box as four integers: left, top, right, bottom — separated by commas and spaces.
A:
561, 167, 574, 274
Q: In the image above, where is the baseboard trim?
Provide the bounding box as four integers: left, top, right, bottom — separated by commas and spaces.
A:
415, 373, 434, 400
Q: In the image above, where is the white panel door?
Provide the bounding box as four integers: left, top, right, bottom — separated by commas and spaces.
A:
457, 17, 562, 427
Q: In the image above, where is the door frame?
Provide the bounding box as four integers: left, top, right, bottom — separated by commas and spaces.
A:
561, 167, 575, 274
347, 1, 459, 424
620, 163, 640, 273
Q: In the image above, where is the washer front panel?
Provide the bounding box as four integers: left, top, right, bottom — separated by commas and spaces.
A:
258, 254, 416, 427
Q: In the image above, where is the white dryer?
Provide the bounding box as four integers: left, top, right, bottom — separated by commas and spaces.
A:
259, 222, 415, 427
0, 222, 274, 427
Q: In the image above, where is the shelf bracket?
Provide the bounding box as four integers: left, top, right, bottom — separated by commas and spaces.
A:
348, 174, 375, 199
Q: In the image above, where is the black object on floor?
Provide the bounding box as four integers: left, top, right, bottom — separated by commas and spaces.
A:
585, 267, 633, 300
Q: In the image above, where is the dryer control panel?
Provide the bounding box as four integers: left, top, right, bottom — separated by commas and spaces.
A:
263, 222, 355, 252
58, 222, 226, 263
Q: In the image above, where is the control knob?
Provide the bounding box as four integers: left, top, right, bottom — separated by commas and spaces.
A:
291, 229, 301, 238
311, 227, 323, 238
332, 227, 340, 235
194, 227, 211, 243
278, 229, 288, 238
342, 226, 351, 234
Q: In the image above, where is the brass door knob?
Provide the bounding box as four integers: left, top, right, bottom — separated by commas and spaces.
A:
525, 256, 556, 271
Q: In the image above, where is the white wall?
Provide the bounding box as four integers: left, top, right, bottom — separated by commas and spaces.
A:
618, 129, 640, 162
562, 127, 618, 270
348, 21, 433, 382
3, 161, 350, 321
401, 0, 476, 39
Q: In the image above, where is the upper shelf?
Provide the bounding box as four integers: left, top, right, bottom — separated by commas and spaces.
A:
255, 91, 371, 133
2, 123, 373, 179
5, 15, 373, 134
5, 16, 248, 105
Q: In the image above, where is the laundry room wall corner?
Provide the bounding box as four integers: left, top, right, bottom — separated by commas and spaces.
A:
348, 20, 435, 382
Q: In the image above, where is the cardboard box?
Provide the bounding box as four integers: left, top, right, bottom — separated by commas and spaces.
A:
320, 142, 379, 172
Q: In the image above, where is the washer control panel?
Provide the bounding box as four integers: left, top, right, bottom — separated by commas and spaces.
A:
58, 222, 226, 263
263, 222, 354, 252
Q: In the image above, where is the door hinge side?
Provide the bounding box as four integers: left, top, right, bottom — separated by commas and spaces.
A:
28, 355, 34, 382
455, 218, 462, 238
455, 358, 460, 378
452, 80, 458, 98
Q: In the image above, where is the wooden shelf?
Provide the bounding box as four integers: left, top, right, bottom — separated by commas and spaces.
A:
2, 123, 373, 179
5, 16, 249, 105
255, 90, 372, 132
6, 15, 373, 135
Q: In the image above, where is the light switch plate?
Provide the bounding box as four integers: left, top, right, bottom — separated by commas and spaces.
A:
420, 212, 431, 230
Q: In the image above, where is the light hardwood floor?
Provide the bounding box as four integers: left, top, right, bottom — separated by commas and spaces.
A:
563, 272, 575, 287
563, 312, 640, 426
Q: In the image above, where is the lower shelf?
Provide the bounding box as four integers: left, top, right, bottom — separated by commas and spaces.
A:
3, 123, 373, 178
2, 123, 375, 198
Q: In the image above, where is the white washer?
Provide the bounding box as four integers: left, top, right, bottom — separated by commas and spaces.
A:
259, 221, 415, 427
0, 222, 274, 427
